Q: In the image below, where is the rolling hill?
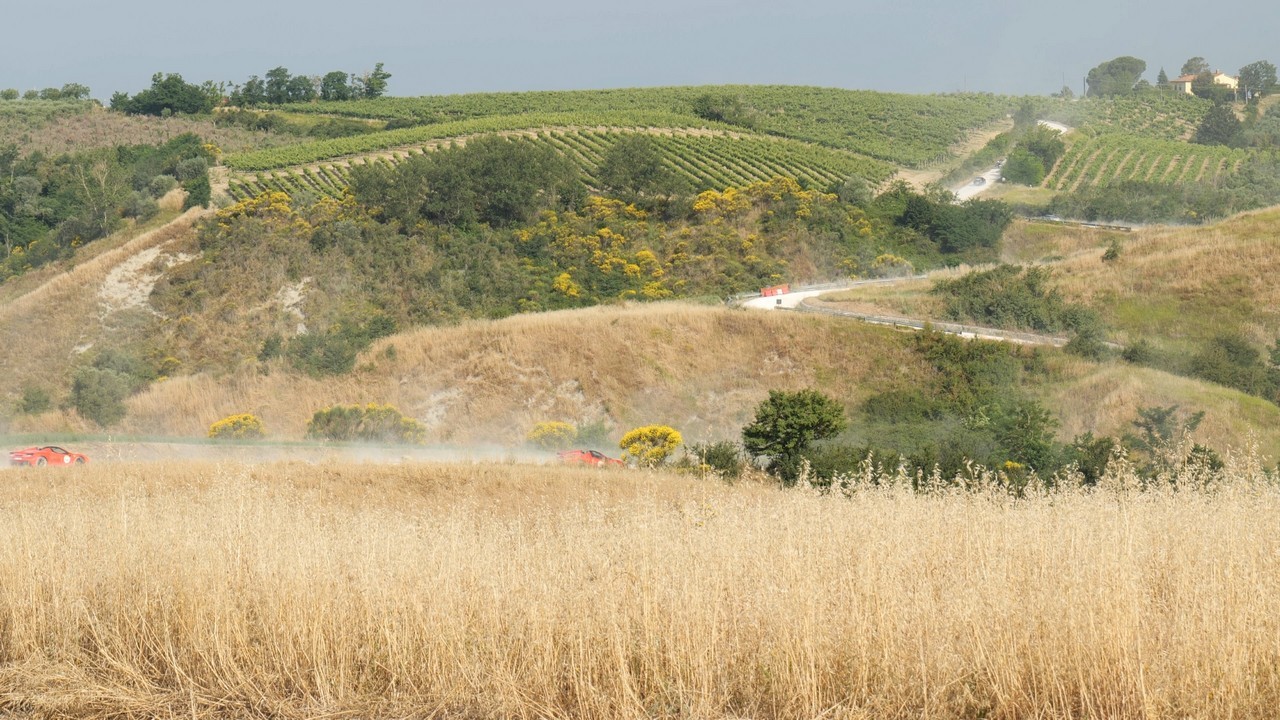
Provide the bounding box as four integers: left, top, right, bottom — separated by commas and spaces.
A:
4, 86, 1280, 467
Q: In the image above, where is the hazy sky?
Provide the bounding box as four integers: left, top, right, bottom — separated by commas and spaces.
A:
5, 0, 1277, 100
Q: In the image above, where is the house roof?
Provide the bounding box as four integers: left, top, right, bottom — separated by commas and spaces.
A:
1172, 72, 1236, 83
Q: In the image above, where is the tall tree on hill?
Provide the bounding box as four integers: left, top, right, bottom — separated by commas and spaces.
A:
264, 67, 292, 105
598, 135, 687, 199
285, 75, 316, 103
1194, 104, 1243, 147
359, 63, 391, 99
1239, 60, 1277, 98
1086, 56, 1146, 97
320, 71, 353, 101
1181, 57, 1211, 77
1156, 68, 1169, 87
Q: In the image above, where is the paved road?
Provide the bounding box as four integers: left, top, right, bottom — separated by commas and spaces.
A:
951, 119, 1073, 201
740, 280, 1084, 348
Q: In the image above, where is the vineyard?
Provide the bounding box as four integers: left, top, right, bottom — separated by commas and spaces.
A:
272, 85, 1015, 168
1045, 132, 1248, 191
225, 126, 896, 201
1043, 93, 1212, 141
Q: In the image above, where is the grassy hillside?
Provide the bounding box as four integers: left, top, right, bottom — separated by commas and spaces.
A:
276, 85, 1016, 167
227, 126, 896, 200
11, 303, 929, 443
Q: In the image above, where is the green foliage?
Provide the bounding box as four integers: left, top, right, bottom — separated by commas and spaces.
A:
112, 73, 218, 116
17, 386, 51, 415
1194, 104, 1243, 147
286, 313, 396, 376
876, 181, 1013, 258
351, 135, 581, 228
1240, 60, 1277, 96
1019, 124, 1065, 171
209, 413, 267, 440
597, 134, 687, 199
1101, 238, 1121, 262
1002, 147, 1046, 185
742, 389, 846, 485
1181, 57, 1211, 77
148, 174, 178, 198
619, 425, 683, 467
692, 93, 761, 129
685, 441, 745, 480
575, 419, 612, 448
71, 367, 129, 427
237, 86, 1011, 170
2, 131, 212, 281
306, 403, 426, 444
1086, 56, 1147, 97
1188, 332, 1279, 399
182, 172, 211, 209
1063, 432, 1117, 486
931, 265, 1098, 334
526, 421, 578, 450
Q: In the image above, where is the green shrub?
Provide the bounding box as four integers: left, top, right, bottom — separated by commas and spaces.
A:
306, 403, 425, 444
71, 367, 129, 427
686, 441, 745, 480
17, 386, 51, 415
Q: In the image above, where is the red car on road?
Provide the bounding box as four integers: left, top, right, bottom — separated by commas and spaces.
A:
9, 446, 89, 467
556, 449, 625, 467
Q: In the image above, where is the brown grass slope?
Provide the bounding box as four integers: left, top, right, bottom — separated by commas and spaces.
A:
1048, 206, 1280, 349
0, 203, 208, 406
116, 303, 927, 443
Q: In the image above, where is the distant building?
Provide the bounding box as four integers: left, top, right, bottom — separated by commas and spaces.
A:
1170, 71, 1239, 95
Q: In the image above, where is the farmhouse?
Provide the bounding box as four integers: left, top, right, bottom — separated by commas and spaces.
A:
1169, 71, 1239, 95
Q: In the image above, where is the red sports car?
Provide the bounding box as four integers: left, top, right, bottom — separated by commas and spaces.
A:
556, 449, 625, 467
9, 446, 89, 467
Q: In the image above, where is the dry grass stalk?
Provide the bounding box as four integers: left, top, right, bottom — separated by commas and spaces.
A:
1, 457, 1278, 718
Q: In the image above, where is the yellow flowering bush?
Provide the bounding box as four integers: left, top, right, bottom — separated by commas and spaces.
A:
619, 425, 684, 467
208, 413, 266, 440
526, 421, 579, 450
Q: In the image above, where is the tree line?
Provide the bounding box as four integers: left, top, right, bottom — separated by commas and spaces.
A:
109, 64, 392, 117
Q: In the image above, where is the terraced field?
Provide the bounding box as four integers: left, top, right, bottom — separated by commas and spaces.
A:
275, 85, 1016, 168
226, 126, 896, 201
1044, 93, 1212, 140
1045, 132, 1247, 191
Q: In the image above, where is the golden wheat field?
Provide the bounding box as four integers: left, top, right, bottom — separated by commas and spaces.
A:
2, 456, 1279, 719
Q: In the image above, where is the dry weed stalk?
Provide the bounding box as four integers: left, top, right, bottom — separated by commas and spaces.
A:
1, 453, 1278, 718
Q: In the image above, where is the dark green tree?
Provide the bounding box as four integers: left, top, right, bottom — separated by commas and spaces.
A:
360, 63, 392, 99
60, 83, 91, 100
320, 71, 353, 101
264, 66, 292, 104
71, 367, 130, 427
0, 89, 17, 100
1086, 56, 1147, 97
234, 76, 267, 106
1239, 60, 1278, 97
1001, 147, 1046, 185
598, 134, 686, 198
742, 389, 847, 485
111, 73, 216, 115
286, 75, 316, 102
1156, 68, 1169, 87
1193, 103, 1243, 146
1181, 57, 1211, 77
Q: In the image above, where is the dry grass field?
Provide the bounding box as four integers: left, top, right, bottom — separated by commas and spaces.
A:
2, 457, 1279, 719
